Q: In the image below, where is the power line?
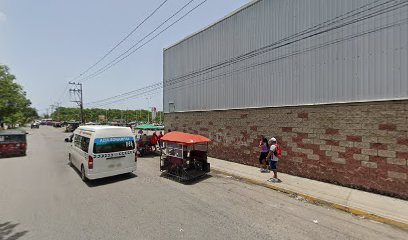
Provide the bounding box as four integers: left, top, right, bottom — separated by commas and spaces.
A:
70, 0, 169, 82
79, 0, 198, 82
166, 0, 406, 86
79, 0, 208, 83
92, 15, 406, 105
87, 84, 163, 108
167, 18, 408, 92
86, 82, 162, 105
56, 83, 69, 104
84, 0, 406, 107
88, 85, 162, 108
88, 85, 163, 106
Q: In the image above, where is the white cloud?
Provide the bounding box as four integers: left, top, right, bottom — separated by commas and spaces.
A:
0, 11, 7, 23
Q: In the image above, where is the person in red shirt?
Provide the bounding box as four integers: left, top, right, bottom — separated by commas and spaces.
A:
151, 132, 159, 152
158, 131, 164, 148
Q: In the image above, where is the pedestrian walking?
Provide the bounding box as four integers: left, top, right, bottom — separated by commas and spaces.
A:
151, 132, 159, 152
266, 137, 282, 182
158, 131, 164, 148
258, 136, 269, 172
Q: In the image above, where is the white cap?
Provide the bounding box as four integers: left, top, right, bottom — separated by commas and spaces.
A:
270, 137, 277, 142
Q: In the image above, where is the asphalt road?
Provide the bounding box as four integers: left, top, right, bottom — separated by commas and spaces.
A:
0, 126, 407, 240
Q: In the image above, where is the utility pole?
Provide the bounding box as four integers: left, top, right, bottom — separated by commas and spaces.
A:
146, 97, 151, 123
53, 102, 61, 121
50, 105, 55, 119
68, 82, 84, 124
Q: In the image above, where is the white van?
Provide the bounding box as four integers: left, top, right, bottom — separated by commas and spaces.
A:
68, 125, 137, 181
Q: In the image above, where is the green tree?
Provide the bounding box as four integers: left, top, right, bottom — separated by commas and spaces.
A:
0, 65, 38, 128
50, 107, 156, 123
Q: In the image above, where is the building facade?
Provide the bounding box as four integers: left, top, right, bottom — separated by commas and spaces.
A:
163, 0, 408, 198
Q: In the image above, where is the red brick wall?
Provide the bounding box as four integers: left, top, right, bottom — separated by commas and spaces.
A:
165, 100, 408, 199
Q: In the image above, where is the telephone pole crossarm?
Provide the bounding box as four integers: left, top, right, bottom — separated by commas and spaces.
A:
68, 82, 84, 124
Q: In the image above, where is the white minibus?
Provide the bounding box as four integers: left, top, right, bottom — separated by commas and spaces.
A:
68, 126, 137, 181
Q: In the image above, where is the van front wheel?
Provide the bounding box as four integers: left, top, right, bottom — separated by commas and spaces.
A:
81, 166, 88, 182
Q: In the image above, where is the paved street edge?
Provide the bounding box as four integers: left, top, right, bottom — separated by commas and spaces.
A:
211, 168, 408, 231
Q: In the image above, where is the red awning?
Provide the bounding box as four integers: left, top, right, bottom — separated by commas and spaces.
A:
161, 131, 211, 145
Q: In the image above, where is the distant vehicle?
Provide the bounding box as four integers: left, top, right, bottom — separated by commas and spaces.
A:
0, 129, 27, 157
65, 125, 137, 181
53, 122, 62, 128
65, 122, 80, 132
31, 122, 40, 129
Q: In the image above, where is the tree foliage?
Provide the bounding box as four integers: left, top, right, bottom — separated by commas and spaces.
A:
0, 65, 39, 127
51, 107, 163, 123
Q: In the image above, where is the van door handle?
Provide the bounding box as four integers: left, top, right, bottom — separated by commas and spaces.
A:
106, 156, 126, 160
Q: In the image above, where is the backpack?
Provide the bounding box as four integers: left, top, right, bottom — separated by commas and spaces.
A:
273, 144, 282, 158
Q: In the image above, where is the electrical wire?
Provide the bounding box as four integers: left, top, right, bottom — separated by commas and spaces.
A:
56, 83, 69, 104
70, 0, 169, 82
88, 85, 162, 108
86, 82, 162, 105
165, 0, 407, 86
165, 0, 397, 85
84, 0, 407, 108
79, 0, 208, 83
166, 18, 408, 92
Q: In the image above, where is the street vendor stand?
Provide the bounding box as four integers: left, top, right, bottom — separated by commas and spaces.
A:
160, 131, 211, 181
135, 124, 164, 156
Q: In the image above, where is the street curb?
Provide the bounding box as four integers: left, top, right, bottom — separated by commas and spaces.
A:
211, 168, 408, 231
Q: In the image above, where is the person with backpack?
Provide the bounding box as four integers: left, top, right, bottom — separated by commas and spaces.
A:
266, 137, 281, 182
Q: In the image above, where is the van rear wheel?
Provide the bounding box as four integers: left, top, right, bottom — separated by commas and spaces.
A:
81, 166, 88, 182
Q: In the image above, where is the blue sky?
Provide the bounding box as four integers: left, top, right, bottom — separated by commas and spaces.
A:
0, 0, 250, 115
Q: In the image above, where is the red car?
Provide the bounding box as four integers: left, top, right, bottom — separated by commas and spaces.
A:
0, 129, 27, 157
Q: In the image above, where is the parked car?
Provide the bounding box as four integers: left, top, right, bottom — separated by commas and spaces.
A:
0, 129, 27, 157
53, 122, 62, 128
31, 122, 40, 128
65, 125, 137, 181
65, 122, 80, 132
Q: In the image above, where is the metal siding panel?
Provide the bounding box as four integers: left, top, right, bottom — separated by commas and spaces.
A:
163, 0, 408, 113
402, 8, 408, 97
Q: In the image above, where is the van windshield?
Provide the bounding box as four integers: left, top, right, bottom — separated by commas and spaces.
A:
93, 136, 135, 154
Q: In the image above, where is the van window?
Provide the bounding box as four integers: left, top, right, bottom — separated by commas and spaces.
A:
80, 136, 90, 152
74, 134, 81, 148
93, 137, 135, 154
73, 135, 90, 152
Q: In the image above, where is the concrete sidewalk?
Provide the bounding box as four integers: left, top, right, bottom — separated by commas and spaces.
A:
208, 157, 408, 229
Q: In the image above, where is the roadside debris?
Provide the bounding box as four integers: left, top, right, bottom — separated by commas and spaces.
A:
295, 196, 304, 201
313, 220, 319, 224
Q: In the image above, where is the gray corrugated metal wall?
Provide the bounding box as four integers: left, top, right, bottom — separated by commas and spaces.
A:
163, 0, 408, 113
